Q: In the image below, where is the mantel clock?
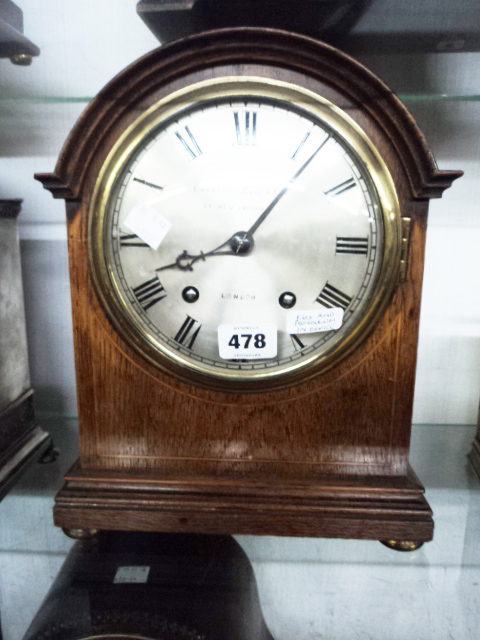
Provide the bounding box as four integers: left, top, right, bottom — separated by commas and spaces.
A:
37, 29, 462, 544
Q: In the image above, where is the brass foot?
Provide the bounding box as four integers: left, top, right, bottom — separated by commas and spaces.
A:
10, 53, 33, 66
380, 540, 424, 552
62, 528, 99, 540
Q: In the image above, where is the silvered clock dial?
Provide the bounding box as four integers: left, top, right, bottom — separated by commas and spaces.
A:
90, 78, 401, 389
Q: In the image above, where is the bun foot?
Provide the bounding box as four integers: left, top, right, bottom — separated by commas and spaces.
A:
380, 540, 424, 552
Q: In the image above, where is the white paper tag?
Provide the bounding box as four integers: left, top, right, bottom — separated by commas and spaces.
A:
287, 308, 344, 334
114, 566, 150, 584
218, 324, 277, 359
124, 202, 171, 250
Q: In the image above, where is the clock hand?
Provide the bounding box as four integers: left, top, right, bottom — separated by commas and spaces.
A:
246, 135, 330, 236
156, 137, 329, 273
156, 236, 237, 272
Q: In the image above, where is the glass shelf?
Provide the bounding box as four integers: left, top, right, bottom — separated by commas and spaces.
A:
2, 93, 480, 104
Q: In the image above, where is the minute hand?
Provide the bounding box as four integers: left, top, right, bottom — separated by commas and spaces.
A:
247, 136, 330, 236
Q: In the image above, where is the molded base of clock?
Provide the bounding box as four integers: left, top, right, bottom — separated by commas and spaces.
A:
469, 435, 480, 479
54, 460, 434, 541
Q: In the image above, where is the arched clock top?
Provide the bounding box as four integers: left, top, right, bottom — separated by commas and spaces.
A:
35, 28, 462, 202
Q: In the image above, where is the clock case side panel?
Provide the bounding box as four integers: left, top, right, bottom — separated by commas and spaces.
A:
35, 29, 461, 539
64, 200, 98, 464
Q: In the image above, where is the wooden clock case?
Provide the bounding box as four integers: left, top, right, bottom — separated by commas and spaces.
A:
37, 29, 461, 542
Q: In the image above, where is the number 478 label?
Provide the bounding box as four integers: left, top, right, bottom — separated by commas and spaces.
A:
218, 324, 277, 360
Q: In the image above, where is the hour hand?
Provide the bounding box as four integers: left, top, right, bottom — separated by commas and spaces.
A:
155, 250, 200, 273
155, 232, 254, 273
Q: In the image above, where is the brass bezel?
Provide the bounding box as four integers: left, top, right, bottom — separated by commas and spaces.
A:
89, 77, 402, 392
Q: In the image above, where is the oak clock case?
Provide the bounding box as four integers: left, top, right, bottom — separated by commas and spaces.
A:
36, 29, 461, 542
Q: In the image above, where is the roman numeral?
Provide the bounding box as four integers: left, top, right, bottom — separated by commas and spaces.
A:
316, 283, 352, 310
291, 130, 311, 160
132, 276, 167, 310
325, 178, 356, 197
234, 110, 257, 145
336, 237, 369, 255
174, 315, 202, 350
175, 126, 202, 158
290, 334, 306, 351
119, 232, 150, 248
132, 177, 163, 191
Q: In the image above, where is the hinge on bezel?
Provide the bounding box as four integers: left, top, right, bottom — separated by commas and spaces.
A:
399, 217, 411, 283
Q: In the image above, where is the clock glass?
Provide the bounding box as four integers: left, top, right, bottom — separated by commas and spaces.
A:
90, 78, 401, 389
